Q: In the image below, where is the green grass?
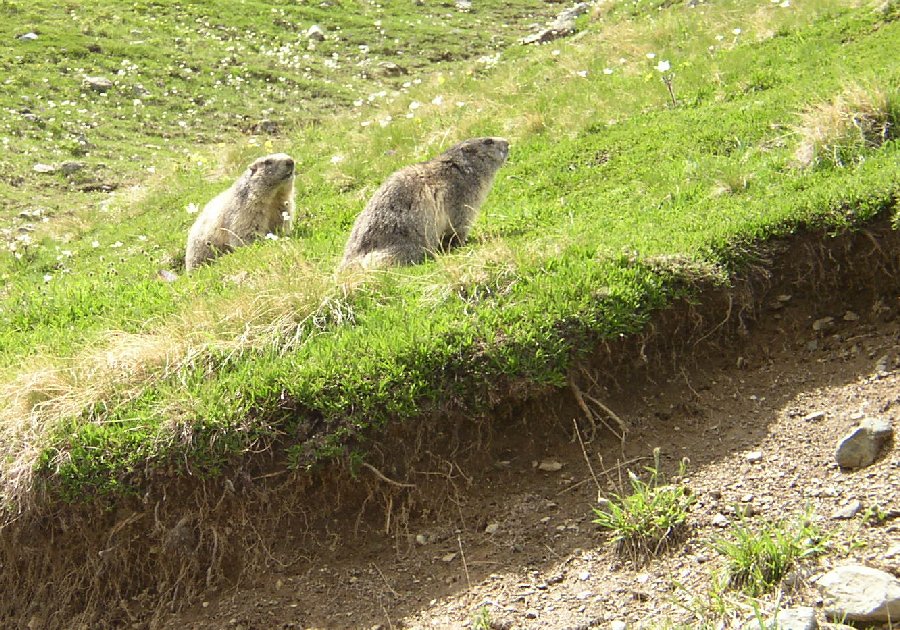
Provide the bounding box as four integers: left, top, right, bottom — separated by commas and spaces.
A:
592, 450, 696, 561
1, 0, 899, 505
715, 511, 828, 597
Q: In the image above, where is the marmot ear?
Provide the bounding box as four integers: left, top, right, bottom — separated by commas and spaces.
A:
249, 163, 260, 176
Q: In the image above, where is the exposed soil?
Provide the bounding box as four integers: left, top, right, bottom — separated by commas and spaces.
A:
150, 228, 899, 629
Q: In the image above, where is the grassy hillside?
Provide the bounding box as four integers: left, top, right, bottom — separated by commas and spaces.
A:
1, 0, 898, 506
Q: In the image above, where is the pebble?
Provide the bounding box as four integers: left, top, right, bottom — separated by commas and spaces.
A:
18, 32, 39, 41
745, 451, 763, 463
712, 513, 730, 527
538, 460, 564, 472
803, 411, 826, 423
831, 500, 862, 520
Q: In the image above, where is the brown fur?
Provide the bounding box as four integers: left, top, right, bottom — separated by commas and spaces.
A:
340, 137, 509, 269
186, 153, 296, 272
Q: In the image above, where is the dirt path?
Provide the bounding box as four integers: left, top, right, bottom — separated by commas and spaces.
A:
160, 270, 899, 628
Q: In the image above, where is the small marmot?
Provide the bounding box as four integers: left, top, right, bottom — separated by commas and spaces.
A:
185, 153, 295, 272
339, 137, 509, 269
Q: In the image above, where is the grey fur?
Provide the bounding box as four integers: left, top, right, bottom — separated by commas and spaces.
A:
340, 137, 509, 269
185, 153, 295, 272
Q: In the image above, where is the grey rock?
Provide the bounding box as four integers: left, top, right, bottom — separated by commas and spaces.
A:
802, 411, 826, 423
772, 607, 818, 630
378, 61, 407, 77
83, 76, 114, 92
745, 450, 763, 463
522, 2, 589, 44
32, 163, 57, 174
812, 316, 834, 331
610, 622, 627, 630
60, 161, 86, 175
307, 25, 326, 41
835, 416, 893, 469
817, 564, 900, 623
455, 0, 471, 10
830, 499, 862, 520
18, 32, 39, 41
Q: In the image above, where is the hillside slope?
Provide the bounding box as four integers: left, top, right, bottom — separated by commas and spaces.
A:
0, 0, 897, 626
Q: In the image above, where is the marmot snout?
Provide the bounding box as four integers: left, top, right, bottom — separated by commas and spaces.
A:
340, 137, 509, 270
185, 153, 296, 272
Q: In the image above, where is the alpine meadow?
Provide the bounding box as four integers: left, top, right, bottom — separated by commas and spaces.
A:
0, 0, 897, 627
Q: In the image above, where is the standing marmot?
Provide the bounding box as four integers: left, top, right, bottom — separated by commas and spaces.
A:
185, 153, 295, 272
339, 137, 509, 269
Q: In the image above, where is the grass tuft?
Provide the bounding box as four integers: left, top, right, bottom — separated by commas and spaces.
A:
715, 510, 827, 596
794, 83, 899, 168
592, 449, 696, 563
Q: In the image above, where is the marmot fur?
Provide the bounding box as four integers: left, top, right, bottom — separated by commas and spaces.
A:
339, 137, 509, 269
185, 153, 295, 272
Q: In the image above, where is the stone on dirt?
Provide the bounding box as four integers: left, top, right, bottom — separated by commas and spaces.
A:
834, 416, 893, 469
771, 606, 818, 630
817, 564, 900, 623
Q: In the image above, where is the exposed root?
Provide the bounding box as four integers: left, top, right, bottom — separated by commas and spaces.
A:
360, 462, 417, 489
569, 376, 628, 444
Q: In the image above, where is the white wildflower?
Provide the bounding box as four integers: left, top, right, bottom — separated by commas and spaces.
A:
655, 60, 671, 73
603, 67, 614, 75
330, 155, 344, 164
186, 202, 200, 214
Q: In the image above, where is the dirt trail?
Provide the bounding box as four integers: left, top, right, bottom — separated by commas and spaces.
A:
158, 232, 899, 629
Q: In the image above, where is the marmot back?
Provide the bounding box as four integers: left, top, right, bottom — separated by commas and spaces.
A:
340, 137, 509, 270
185, 153, 295, 272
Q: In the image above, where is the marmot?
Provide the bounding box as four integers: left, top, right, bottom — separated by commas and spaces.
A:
339, 137, 509, 269
185, 153, 295, 272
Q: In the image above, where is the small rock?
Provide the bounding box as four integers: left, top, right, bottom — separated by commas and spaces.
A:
817, 564, 900, 623
711, 513, 730, 527
484, 523, 500, 535
835, 417, 893, 470
60, 161, 86, 175
610, 622, 627, 630
745, 451, 763, 463
415, 534, 427, 545
884, 544, 900, 559
441, 552, 457, 562
806, 339, 819, 352
524, 609, 538, 619
455, 0, 471, 10
253, 119, 280, 135
802, 411, 826, 423
831, 500, 862, 520
33, 163, 57, 174
578, 570, 590, 581
538, 460, 563, 472
812, 316, 835, 331
307, 25, 326, 41
769, 607, 818, 630
83, 76, 114, 92
378, 61, 408, 77
18, 32, 39, 41
843, 310, 859, 321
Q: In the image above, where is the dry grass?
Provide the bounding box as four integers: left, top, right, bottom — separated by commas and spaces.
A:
0, 264, 354, 512
794, 83, 897, 168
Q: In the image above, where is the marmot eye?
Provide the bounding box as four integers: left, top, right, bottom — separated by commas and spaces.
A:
484, 138, 494, 145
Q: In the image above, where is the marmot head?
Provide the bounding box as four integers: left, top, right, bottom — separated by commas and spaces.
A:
444, 137, 509, 173
247, 153, 295, 185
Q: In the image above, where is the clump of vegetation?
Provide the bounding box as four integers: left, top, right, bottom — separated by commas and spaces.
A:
794, 84, 899, 168
592, 449, 696, 562
715, 510, 827, 596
